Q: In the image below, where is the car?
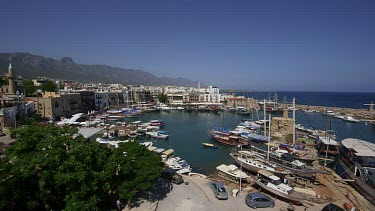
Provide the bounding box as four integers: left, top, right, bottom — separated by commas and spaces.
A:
245, 192, 275, 208
210, 182, 228, 200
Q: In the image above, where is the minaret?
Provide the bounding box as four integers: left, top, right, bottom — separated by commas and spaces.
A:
7, 63, 15, 94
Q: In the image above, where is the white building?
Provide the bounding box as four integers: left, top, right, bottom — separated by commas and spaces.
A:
199, 86, 221, 103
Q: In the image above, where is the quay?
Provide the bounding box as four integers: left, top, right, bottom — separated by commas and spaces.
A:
284, 104, 375, 120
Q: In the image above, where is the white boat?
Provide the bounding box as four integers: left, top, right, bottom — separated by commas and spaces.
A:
343, 115, 359, 123
253, 170, 306, 205
140, 142, 153, 148
322, 110, 335, 116
202, 143, 218, 148
333, 114, 346, 120
230, 151, 290, 176
177, 167, 192, 174
188, 172, 208, 179
145, 131, 169, 139
216, 164, 248, 183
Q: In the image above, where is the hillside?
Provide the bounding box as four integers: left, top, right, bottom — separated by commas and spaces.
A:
0, 53, 198, 87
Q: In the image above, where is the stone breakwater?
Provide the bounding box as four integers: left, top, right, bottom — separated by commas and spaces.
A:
295, 104, 375, 120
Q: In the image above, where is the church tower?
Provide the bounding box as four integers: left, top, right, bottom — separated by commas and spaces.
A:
7, 63, 15, 95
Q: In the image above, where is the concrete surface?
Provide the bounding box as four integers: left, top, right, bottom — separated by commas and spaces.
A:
125, 175, 328, 211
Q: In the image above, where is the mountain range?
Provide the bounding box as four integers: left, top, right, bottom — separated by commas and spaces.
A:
0, 53, 199, 87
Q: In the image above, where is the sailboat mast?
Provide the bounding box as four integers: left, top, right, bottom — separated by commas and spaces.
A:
263, 99, 266, 137
267, 114, 271, 161
293, 97, 296, 154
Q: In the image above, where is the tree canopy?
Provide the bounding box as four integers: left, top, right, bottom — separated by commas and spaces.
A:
158, 93, 168, 104
22, 79, 37, 96
41, 81, 57, 92
0, 124, 163, 210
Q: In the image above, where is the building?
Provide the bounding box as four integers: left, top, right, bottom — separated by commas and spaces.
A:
199, 86, 221, 103
29, 92, 81, 120
227, 97, 259, 109
95, 91, 109, 110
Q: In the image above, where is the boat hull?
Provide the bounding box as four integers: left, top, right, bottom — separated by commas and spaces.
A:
252, 178, 304, 205
230, 153, 290, 176
339, 158, 375, 201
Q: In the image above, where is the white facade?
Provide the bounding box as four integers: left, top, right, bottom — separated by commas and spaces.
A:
198, 86, 221, 103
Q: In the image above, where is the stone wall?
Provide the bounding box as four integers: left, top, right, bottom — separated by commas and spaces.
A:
271, 117, 294, 142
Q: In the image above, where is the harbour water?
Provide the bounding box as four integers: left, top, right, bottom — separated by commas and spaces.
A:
123, 109, 375, 174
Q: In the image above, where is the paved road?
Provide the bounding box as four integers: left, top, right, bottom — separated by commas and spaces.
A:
126, 175, 327, 211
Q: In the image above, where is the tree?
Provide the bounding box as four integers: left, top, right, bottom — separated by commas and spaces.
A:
0, 124, 163, 210
158, 93, 168, 104
41, 81, 57, 92
22, 79, 37, 96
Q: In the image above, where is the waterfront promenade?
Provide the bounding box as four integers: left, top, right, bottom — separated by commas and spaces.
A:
125, 175, 327, 211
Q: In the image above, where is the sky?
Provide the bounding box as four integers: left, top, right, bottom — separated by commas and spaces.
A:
1, 0, 374, 92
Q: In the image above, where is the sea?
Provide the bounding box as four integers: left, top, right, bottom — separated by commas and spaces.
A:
233, 91, 375, 109
113, 91, 375, 174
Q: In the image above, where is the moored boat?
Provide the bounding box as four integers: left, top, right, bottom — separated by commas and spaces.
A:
216, 164, 248, 183
202, 143, 219, 148
252, 170, 306, 205
230, 151, 290, 176
339, 138, 375, 201
250, 144, 326, 178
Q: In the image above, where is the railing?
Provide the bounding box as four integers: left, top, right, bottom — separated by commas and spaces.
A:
357, 165, 369, 183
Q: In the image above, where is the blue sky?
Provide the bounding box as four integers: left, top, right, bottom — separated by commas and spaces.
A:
1, 0, 374, 92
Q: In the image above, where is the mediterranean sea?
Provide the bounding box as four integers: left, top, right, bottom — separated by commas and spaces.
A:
231, 91, 375, 109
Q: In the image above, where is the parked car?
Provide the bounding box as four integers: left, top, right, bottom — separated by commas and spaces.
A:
245, 192, 275, 208
210, 182, 228, 200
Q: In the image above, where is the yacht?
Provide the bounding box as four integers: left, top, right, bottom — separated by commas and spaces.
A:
230, 151, 290, 176
216, 164, 249, 183
342, 116, 360, 123
252, 170, 306, 205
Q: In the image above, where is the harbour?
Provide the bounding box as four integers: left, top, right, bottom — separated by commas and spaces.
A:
81, 102, 375, 210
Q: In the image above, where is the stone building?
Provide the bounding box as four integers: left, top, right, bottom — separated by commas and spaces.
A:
271, 117, 294, 142
226, 97, 259, 109
29, 92, 81, 120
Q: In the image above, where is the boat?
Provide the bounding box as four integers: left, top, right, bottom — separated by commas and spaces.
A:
209, 128, 248, 146
339, 138, 375, 201
216, 164, 249, 183
117, 130, 126, 137
250, 144, 326, 178
127, 131, 139, 138
252, 170, 306, 205
149, 120, 165, 127
230, 151, 290, 176
145, 131, 169, 139
322, 110, 335, 116
316, 136, 340, 156
342, 116, 360, 123
202, 143, 219, 148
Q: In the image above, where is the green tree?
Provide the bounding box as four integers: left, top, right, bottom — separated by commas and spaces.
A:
41, 81, 56, 92
0, 124, 163, 210
22, 79, 37, 96
157, 93, 168, 104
